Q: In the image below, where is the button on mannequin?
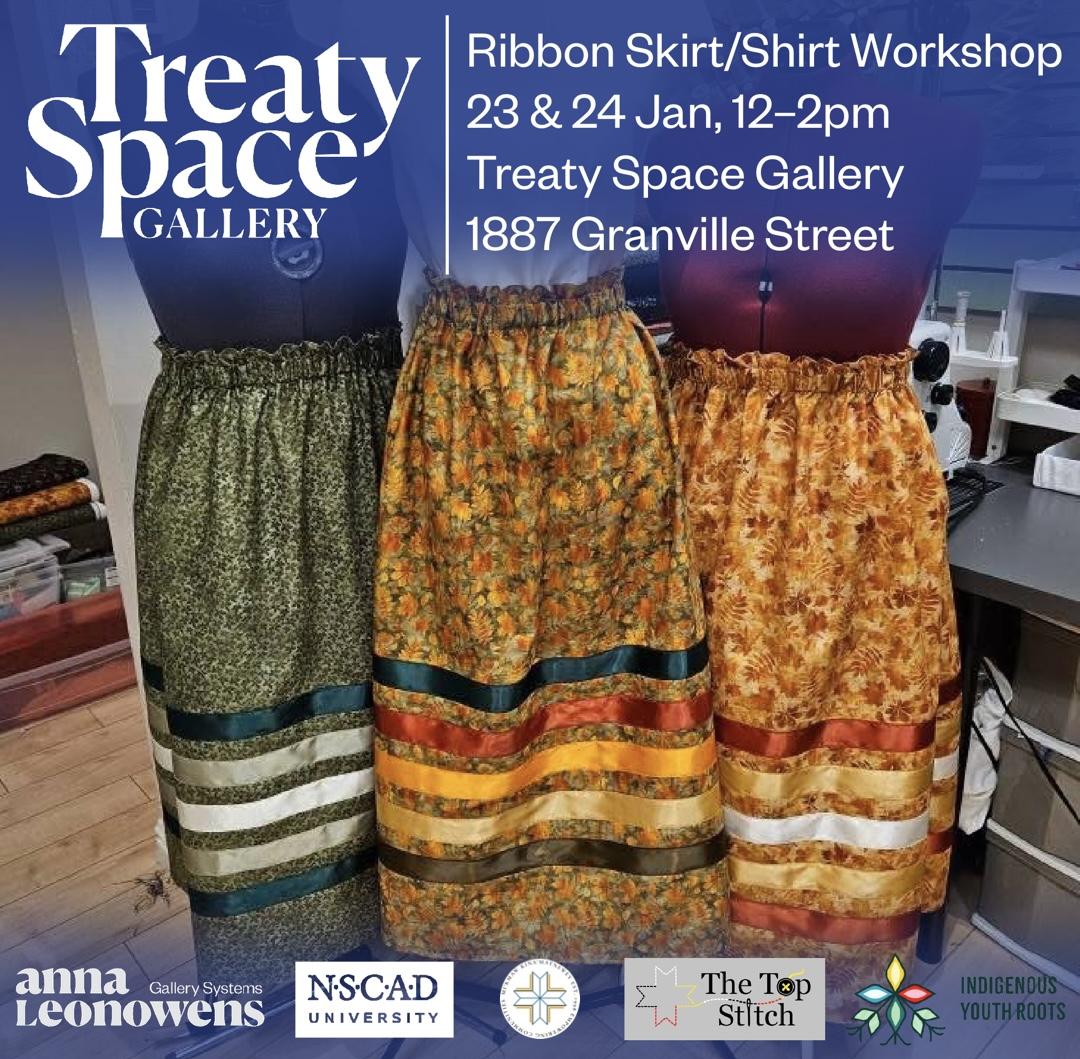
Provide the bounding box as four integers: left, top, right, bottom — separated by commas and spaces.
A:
108, 0, 406, 350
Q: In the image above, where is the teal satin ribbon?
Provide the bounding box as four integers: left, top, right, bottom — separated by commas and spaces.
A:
143, 658, 371, 741
373, 638, 709, 714
172, 827, 378, 918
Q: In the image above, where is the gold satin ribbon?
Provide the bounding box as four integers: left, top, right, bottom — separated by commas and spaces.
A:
730, 855, 924, 900
930, 780, 957, 831
376, 786, 722, 845
719, 758, 932, 803
376, 739, 716, 800
935, 711, 961, 751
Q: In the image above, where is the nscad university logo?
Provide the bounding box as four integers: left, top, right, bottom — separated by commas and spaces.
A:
499, 959, 580, 1039
294, 962, 453, 1038
849, 955, 943, 1045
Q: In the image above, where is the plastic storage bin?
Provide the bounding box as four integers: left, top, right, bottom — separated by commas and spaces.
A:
977, 822, 1080, 978
991, 725, 1080, 866
60, 554, 118, 601
0, 640, 135, 729
1033, 435, 1080, 496
1011, 612, 1080, 745
0, 554, 60, 622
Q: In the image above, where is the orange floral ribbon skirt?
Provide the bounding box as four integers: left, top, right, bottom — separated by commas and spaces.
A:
665, 345, 961, 1013
373, 275, 727, 961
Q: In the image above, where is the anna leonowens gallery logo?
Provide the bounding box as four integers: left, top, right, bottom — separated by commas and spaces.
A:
849, 955, 943, 1045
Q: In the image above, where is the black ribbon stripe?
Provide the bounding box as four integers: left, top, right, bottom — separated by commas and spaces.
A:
379, 831, 728, 884
141, 657, 164, 691
143, 659, 372, 742
373, 639, 709, 714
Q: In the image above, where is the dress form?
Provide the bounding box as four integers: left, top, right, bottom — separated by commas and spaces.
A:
112, 0, 405, 351
650, 76, 981, 359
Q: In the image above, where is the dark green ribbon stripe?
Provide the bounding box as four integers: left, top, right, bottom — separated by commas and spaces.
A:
373, 639, 709, 714
188, 849, 377, 917
142, 659, 371, 742
379, 831, 728, 884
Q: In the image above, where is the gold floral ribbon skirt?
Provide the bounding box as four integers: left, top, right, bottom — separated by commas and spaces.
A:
665, 345, 961, 1014
373, 274, 727, 961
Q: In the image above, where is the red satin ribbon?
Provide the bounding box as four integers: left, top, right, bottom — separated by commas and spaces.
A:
731, 897, 920, 944
716, 716, 936, 758
939, 672, 963, 704
377, 689, 712, 756
925, 827, 954, 854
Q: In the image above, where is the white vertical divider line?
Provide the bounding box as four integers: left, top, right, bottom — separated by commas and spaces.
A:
444, 14, 451, 276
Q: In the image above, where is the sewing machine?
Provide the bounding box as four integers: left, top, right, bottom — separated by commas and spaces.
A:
909, 318, 973, 475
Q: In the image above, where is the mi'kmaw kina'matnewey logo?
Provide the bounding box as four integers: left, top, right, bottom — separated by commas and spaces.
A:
849, 955, 943, 1045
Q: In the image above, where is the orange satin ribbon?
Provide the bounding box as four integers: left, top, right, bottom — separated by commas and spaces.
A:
376, 738, 717, 801
731, 896, 920, 944
377, 689, 712, 756
717, 716, 936, 758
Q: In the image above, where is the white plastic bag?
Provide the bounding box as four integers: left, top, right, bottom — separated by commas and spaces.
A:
959, 658, 1011, 834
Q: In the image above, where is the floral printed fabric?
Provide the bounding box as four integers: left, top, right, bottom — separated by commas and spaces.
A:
135, 332, 400, 993
0, 478, 98, 526
0, 453, 88, 502
666, 346, 960, 1018
374, 274, 727, 961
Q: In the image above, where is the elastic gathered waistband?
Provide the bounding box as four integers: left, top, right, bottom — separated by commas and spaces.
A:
664, 343, 914, 395
155, 329, 403, 389
419, 269, 627, 330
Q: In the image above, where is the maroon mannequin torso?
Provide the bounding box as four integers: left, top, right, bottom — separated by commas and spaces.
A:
650, 80, 981, 359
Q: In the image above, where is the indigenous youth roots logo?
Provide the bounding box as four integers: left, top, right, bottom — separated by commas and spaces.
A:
499, 959, 580, 1039
849, 955, 943, 1045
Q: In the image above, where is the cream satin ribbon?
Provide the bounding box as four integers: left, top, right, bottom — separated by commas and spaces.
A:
933, 748, 959, 781
375, 739, 716, 800
719, 758, 932, 802
151, 727, 373, 787
723, 806, 930, 850
160, 768, 374, 833
730, 855, 925, 900
377, 786, 722, 845
181, 812, 374, 877
147, 701, 169, 736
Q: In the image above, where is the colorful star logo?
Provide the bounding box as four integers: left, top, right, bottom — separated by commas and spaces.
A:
634, 965, 699, 1027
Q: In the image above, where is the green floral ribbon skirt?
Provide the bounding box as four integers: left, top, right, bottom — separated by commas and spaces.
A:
134, 332, 400, 992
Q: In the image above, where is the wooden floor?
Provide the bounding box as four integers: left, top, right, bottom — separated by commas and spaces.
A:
0, 689, 1075, 1059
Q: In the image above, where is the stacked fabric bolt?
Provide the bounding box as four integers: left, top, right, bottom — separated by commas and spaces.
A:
0, 454, 107, 546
